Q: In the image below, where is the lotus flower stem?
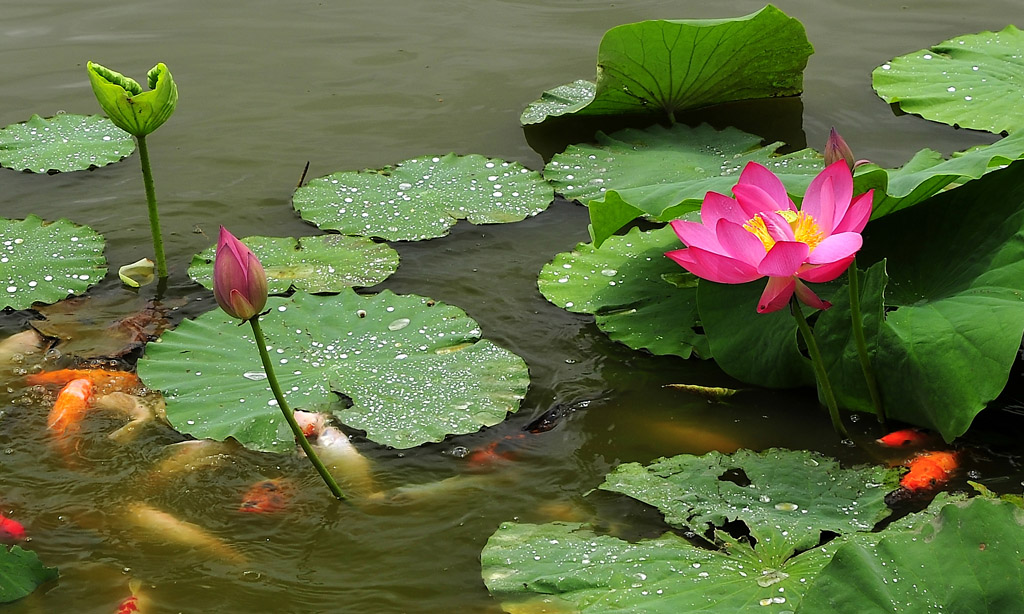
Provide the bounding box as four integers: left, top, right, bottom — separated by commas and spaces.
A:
847, 259, 885, 425
248, 316, 347, 502
136, 136, 168, 278
790, 297, 849, 437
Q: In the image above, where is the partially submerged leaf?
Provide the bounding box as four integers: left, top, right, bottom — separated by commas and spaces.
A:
665, 383, 738, 402
0, 113, 134, 173
0, 215, 106, 310
873, 25, 1024, 134
0, 545, 58, 604
523, 6, 813, 125
520, 80, 595, 125
188, 234, 399, 294
137, 290, 530, 450
538, 225, 708, 359
293, 154, 553, 241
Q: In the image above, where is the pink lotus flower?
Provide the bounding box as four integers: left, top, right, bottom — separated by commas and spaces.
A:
214, 227, 268, 321
666, 161, 873, 313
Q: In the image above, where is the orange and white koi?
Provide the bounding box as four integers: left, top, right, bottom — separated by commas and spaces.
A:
900, 450, 959, 492
47, 378, 94, 437
238, 478, 294, 514
293, 409, 326, 437
115, 579, 149, 614
0, 515, 26, 541
313, 425, 376, 498
877, 428, 932, 448
27, 368, 142, 395
124, 503, 246, 564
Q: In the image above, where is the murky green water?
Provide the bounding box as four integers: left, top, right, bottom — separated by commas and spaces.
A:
3, 1, 1024, 612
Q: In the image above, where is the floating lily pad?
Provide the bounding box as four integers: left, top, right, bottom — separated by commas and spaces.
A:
188, 234, 399, 294
545, 123, 822, 247
137, 290, 529, 450
538, 225, 708, 359
0, 545, 58, 604
0, 215, 107, 310
292, 154, 553, 241
800, 498, 1024, 613
522, 6, 813, 125
520, 80, 596, 125
0, 113, 134, 173
873, 25, 1024, 134
483, 449, 898, 613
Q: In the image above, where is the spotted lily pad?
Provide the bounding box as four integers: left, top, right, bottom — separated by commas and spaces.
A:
522, 6, 813, 125
0, 545, 58, 604
538, 225, 708, 359
800, 498, 1024, 613
0, 215, 107, 310
873, 25, 1024, 134
137, 290, 529, 450
483, 449, 898, 613
520, 80, 596, 125
188, 234, 399, 294
292, 154, 553, 241
0, 113, 134, 173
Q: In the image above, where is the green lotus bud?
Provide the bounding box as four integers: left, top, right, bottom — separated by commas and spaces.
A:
87, 61, 177, 137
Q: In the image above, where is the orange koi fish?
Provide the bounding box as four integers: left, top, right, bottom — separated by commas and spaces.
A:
239, 478, 294, 514
466, 434, 526, 471
27, 368, 141, 394
0, 515, 26, 541
47, 378, 94, 436
877, 428, 932, 448
900, 450, 959, 492
116, 579, 148, 614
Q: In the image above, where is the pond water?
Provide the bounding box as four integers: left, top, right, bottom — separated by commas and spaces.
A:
3, 1, 1024, 612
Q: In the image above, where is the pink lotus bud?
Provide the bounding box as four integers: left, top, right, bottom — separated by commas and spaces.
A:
824, 127, 856, 171
213, 227, 267, 321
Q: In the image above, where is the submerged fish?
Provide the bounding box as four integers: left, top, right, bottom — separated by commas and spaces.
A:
293, 409, 326, 437
238, 478, 294, 514
115, 579, 149, 614
124, 502, 246, 564
900, 450, 959, 492
877, 428, 932, 448
47, 378, 94, 437
466, 434, 526, 471
314, 425, 376, 498
27, 368, 142, 394
95, 392, 168, 443
0, 329, 47, 365
149, 439, 244, 477
0, 515, 26, 541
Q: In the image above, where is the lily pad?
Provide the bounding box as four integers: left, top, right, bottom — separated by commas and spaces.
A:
0, 113, 134, 173
873, 25, 1024, 134
483, 449, 897, 613
800, 498, 1024, 613
188, 234, 399, 294
0, 215, 107, 310
292, 154, 553, 241
545, 123, 823, 247
520, 80, 596, 125
538, 225, 708, 359
523, 5, 813, 125
0, 545, 58, 603
137, 290, 529, 450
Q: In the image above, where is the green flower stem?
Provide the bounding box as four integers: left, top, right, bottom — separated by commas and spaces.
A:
790, 297, 849, 437
847, 260, 885, 425
136, 135, 168, 278
248, 316, 347, 501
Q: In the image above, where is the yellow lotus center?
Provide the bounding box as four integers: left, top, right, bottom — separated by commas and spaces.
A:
743, 210, 825, 253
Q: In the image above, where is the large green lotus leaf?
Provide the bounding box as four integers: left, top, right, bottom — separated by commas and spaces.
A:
292, 154, 553, 241
815, 161, 1024, 440
0, 114, 134, 173
483, 449, 897, 613
483, 522, 835, 614
798, 499, 1024, 613
0, 215, 107, 310
522, 6, 813, 125
188, 234, 399, 294
697, 280, 814, 389
137, 290, 529, 450
544, 124, 822, 247
0, 545, 58, 604
538, 225, 708, 359
520, 80, 596, 125
873, 25, 1024, 134
600, 449, 893, 553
